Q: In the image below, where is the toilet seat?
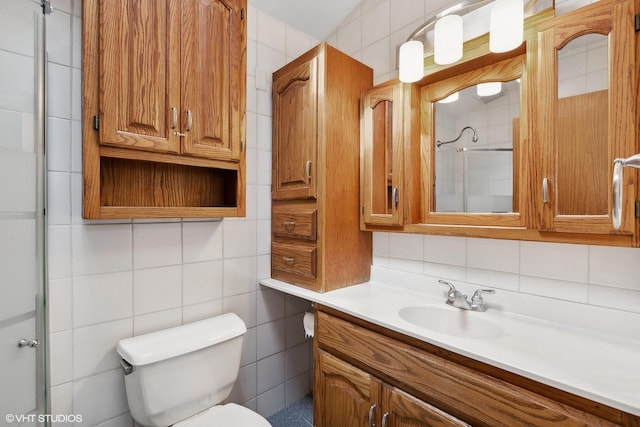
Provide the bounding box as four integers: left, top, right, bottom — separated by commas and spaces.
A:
173, 403, 271, 427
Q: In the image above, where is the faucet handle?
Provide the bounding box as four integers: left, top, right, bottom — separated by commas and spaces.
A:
471, 289, 495, 308
438, 279, 456, 293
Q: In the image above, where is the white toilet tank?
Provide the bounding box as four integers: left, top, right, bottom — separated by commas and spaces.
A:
117, 313, 247, 427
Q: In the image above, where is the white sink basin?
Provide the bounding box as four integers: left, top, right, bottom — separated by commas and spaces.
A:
398, 305, 503, 339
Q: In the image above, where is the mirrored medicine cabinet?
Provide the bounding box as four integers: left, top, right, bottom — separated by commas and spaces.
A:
360, 0, 639, 246
421, 55, 529, 230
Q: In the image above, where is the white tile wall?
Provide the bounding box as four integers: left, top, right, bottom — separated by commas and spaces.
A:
43, 3, 315, 425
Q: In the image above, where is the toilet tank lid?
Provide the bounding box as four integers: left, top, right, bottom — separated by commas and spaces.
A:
117, 313, 247, 366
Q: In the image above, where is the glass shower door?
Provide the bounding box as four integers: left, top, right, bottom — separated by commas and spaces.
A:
0, 0, 47, 422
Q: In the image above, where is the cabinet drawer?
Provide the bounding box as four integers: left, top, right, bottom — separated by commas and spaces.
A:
272, 242, 317, 279
272, 208, 317, 240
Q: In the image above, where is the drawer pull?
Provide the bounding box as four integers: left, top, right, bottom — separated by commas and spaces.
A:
282, 221, 296, 228
282, 256, 295, 264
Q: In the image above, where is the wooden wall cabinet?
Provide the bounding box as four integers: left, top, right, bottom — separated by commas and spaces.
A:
271, 43, 372, 292
536, 0, 638, 241
82, 0, 246, 219
360, 81, 420, 229
315, 307, 640, 427
361, 0, 639, 246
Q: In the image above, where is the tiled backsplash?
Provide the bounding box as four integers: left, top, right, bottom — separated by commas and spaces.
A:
44, 2, 317, 425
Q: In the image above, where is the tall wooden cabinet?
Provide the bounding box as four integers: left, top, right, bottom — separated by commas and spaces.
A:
82, 0, 246, 219
271, 43, 373, 292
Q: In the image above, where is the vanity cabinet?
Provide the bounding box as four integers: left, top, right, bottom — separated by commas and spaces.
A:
271, 43, 372, 292
317, 350, 468, 427
536, 0, 638, 238
360, 81, 421, 229
82, 0, 246, 218
315, 307, 640, 426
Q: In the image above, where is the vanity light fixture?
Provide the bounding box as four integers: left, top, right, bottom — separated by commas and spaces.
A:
398, 0, 524, 83
434, 15, 464, 65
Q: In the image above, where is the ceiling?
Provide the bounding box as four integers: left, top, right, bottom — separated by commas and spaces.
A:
249, 0, 362, 40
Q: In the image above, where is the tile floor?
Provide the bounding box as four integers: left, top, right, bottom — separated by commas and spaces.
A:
266, 394, 313, 427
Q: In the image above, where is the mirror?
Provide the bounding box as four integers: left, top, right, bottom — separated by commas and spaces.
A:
434, 79, 520, 213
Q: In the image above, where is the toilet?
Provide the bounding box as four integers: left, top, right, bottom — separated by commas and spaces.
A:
116, 313, 271, 427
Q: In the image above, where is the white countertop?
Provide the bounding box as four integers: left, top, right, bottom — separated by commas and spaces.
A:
259, 267, 640, 416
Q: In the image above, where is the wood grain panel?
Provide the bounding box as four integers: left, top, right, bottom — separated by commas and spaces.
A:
100, 157, 237, 208
271, 242, 317, 279
272, 206, 317, 240
316, 351, 381, 427
98, 0, 181, 153
556, 91, 608, 215
181, 0, 245, 161
384, 386, 471, 427
272, 58, 318, 200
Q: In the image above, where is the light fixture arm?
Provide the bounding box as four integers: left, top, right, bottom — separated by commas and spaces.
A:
404, 0, 494, 43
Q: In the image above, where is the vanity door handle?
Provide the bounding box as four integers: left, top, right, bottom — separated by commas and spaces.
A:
170, 106, 178, 129
305, 160, 312, 180
381, 412, 389, 427
368, 404, 377, 427
542, 177, 549, 204
186, 110, 193, 131
392, 187, 399, 208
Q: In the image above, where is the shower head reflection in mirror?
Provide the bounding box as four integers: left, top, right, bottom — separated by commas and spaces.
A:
436, 125, 479, 147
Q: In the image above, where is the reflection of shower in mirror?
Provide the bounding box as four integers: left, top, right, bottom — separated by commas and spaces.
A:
436, 125, 478, 148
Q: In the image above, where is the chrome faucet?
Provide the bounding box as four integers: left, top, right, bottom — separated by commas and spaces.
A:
438, 280, 495, 312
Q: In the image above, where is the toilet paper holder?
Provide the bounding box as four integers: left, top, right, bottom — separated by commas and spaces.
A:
303, 311, 314, 338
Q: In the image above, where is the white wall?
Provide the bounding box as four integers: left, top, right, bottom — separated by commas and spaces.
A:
44, 2, 317, 425
325, 0, 640, 313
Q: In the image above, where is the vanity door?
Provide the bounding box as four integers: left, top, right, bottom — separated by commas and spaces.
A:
537, 0, 637, 235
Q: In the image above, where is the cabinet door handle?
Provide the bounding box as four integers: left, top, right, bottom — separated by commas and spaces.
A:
381, 412, 389, 427
282, 256, 295, 264
368, 404, 376, 427
186, 109, 193, 131
171, 106, 178, 129
542, 177, 548, 204
305, 160, 312, 180
612, 159, 623, 230
392, 187, 399, 208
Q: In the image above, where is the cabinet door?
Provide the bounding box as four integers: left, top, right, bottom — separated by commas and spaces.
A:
272, 58, 318, 200
538, 0, 637, 234
97, 0, 181, 154
181, 0, 245, 161
383, 386, 470, 427
361, 83, 404, 227
316, 351, 381, 427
